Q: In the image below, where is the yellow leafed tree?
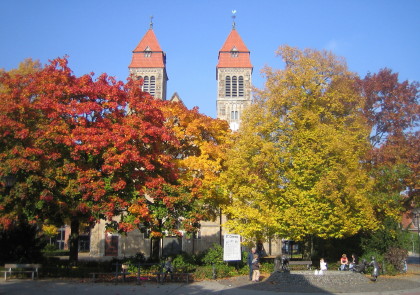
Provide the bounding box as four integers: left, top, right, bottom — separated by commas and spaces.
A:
221, 46, 378, 243
161, 101, 231, 223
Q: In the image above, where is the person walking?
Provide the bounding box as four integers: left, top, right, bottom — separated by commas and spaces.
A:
247, 247, 257, 281
252, 253, 261, 282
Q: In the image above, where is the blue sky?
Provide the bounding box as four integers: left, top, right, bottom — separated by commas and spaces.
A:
1, 0, 419, 118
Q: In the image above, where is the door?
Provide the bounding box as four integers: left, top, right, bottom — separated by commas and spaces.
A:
162, 237, 182, 257
105, 234, 118, 256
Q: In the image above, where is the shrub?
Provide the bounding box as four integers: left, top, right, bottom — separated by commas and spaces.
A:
361, 218, 411, 256
260, 262, 274, 273
43, 244, 57, 252
172, 253, 196, 272
385, 247, 408, 273
193, 264, 238, 280
194, 265, 214, 280
215, 263, 236, 277
201, 243, 224, 265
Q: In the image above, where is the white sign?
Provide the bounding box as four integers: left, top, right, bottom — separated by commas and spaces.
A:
223, 234, 241, 261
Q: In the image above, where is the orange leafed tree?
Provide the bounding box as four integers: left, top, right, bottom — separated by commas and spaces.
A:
0, 57, 178, 262
127, 100, 231, 253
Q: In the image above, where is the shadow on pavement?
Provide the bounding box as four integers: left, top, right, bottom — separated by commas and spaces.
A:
1, 269, 420, 295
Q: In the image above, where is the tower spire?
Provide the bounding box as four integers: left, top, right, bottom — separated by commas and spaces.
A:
231, 10, 236, 29
149, 16, 154, 29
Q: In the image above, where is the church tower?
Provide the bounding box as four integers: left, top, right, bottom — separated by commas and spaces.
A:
216, 19, 253, 131
129, 19, 168, 100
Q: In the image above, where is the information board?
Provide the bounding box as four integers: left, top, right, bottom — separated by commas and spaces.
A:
223, 234, 241, 261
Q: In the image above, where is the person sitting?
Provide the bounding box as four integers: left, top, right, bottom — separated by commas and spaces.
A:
340, 254, 349, 271
349, 254, 358, 270
163, 257, 173, 280
320, 258, 327, 271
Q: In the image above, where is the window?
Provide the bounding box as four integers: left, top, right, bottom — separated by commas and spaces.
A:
225, 76, 244, 97
138, 76, 156, 96
56, 226, 66, 250
238, 76, 244, 97
231, 111, 238, 120
225, 76, 231, 97
232, 76, 237, 97
231, 46, 238, 57
150, 76, 156, 96
193, 230, 201, 240
144, 46, 151, 57
143, 76, 149, 93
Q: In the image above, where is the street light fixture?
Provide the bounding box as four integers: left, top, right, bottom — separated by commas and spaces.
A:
414, 211, 420, 265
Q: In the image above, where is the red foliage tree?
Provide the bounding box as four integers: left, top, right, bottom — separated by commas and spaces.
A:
359, 68, 419, 216
0, 58, 177, 262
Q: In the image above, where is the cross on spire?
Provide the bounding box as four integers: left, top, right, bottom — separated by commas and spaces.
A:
231, 10, 237, 29
150, 16, 154, 29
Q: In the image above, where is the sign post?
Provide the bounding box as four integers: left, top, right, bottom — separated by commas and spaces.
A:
223, 234, 241, 261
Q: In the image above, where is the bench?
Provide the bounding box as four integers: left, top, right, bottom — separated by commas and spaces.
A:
272, 258, 313, 271
288, 260, 313, 270
2, 264, 41, 280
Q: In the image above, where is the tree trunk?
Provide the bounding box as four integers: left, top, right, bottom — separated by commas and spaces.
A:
69, 217, 80, 265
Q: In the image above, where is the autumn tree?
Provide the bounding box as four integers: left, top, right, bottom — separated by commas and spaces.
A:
0, 57, 177, 263
126, 101, 231, 258
0, 58, 42, 77
221, 46, 378, 244
358, 69, 419, 215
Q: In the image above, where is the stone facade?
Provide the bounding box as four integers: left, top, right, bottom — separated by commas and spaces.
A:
216, 28, 253, 132
216, 67, 252, 131
87, 218, 282, 259
129, 67, 167, 101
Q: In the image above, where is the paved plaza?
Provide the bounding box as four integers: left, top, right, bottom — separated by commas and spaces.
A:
1, 270, 419, 295
1, 256, 419, 295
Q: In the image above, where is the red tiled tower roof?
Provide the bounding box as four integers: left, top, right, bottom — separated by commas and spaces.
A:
129, 29, 166, 68
217, 29, 252, 68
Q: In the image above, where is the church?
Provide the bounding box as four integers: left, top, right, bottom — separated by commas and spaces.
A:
85, 19, 283, 259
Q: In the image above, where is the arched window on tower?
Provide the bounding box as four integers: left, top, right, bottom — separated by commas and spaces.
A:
150, 76, 156, 96
232, 76, 238, 97
238, 76, 244, 97
143, 76, 149, 93
231, 110, 239, 120
225, 76, 231, 97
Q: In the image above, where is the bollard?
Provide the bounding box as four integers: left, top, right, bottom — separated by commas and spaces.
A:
137, 265, 141, 285
212, 263, 216, 279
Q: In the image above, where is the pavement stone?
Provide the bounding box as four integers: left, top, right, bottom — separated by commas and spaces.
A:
1, 265, 419, 295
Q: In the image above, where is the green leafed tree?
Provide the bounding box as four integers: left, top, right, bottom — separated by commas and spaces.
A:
221, 46, 378, 243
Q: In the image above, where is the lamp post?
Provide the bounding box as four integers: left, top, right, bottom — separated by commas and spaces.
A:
414, 212, 420, 265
